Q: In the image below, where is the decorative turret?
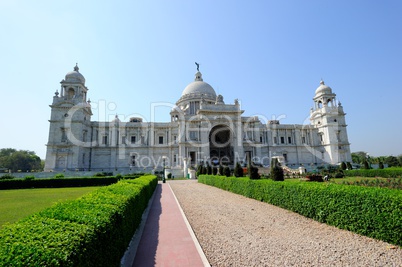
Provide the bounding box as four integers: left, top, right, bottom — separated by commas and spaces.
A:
310, 80, 351, 164
57, 64, 89, 103
313, 80, 337, 110
44, 64, 93, 172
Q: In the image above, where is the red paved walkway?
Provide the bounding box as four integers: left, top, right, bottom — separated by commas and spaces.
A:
132, 182, 208, 267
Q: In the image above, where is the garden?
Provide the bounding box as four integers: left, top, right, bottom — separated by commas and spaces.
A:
0, 174, 158, 266
0, 187, 102, 228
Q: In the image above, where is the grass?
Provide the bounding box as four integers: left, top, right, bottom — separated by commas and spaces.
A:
0, 187, 102, 228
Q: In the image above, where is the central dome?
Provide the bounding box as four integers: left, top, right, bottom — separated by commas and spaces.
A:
180, 71, 216, 99
181, 81, 216, 98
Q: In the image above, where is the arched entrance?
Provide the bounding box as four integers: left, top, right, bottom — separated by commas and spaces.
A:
209, 125, 234, 165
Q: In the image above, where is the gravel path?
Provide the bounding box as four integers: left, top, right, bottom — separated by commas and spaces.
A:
169, 180, 401, 267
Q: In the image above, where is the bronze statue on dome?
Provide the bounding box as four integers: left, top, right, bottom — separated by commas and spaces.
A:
195, 62, 200, 72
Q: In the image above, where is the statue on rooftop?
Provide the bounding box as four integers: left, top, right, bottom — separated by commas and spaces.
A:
195, 62, 200, 72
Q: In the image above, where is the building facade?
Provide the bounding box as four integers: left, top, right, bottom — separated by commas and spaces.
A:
44, 64, 351, 174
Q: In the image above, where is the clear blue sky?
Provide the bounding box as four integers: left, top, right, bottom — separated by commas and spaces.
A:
0, 0, 401, 159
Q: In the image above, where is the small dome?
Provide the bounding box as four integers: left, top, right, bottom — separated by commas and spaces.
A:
180, 71, 216, 99
112, 115, 121, 123
315, 80, 332, 95
65, 64, 85, 84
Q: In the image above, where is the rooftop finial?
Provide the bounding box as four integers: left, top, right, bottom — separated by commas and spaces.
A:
195, 62, 200, 72
320, 79, 325, 85
74, 63, 79, 72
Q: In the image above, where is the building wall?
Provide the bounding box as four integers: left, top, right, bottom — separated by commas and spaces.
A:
45, 67, 352, 173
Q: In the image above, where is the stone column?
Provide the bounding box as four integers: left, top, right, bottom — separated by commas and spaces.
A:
183, 157, 188, 178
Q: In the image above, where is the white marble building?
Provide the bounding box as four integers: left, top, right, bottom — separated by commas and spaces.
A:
44, 64, 351, 174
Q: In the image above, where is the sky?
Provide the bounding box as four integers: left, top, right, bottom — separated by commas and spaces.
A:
0, 0, 401, 159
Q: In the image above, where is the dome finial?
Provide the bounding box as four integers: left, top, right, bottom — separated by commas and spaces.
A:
195, 62, 200, 72
74, 63, 79, 72
320, 79, 324, 85
194, 70, 203, 81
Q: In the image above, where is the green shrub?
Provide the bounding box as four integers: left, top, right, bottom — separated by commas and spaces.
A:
224, 166, 231, 177
363, 160, 370, 169
249, 165, 260, 179
198, 175, 402, 246
306, 174, 323, 182
340, 162, 347, 170
344, 168, 402, 178
24, 175, 35, 181
0, 174, 14, 180
270, 158, 283, 181
207, 163, 212, 175
54, 173, 64, 179
115, 173, 123, 179
234, 162, 243, 177
0, 175, 157, 266
342, 178, 402, 190
201, 165, 207, 175
93, 172, 113, 177
196, 165, 202, 177
218, 165, 224, 176
122, 173, 146, 180
346, 162, 352, 170
379, 161, 384, 169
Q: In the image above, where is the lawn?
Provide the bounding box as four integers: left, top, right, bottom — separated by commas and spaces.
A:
0, 187, 102, 228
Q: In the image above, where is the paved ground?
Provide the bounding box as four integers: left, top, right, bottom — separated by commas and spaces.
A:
169, 180, 402, 267
130, 182, 209, 267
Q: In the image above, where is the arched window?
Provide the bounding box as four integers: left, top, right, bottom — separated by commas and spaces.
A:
67, 88, 75, 99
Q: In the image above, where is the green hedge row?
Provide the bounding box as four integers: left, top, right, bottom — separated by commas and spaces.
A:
198, 175, 402, 246
0, 177, 119, 190
0, 175, 158, 266
344, 168, 402, 178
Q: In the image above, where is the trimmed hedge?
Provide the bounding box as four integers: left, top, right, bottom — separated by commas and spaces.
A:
344, 168, 402, 178
0, 177, 118, 190
198, 175, 402, 246
0, 175, 157, 266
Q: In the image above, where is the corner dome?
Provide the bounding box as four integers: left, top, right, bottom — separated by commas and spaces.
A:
65, 64, 85, 84
180, 71, 216, 100
315, 80, 332, 95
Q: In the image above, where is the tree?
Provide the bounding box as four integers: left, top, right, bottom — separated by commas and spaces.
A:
0, 148, 42, 172
398, 155, 402, 167
206, 162, 212, 175
363, 160, 370, 169
249, 165, 260, 179
234, 162, 244, 177
224, 166, 231, 177
340, 162, 347, 170
351, 151, 368, 164
218, 165, 224, 176
270, 158, 284, 181
384, 156, 400, 167
201, 165, 207, 175
346, 162, 352, 170
196, 164, 203, 176
379, 161, 384, 169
